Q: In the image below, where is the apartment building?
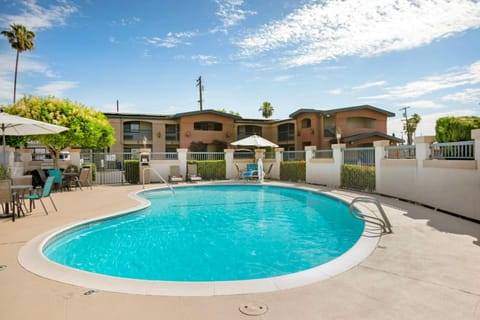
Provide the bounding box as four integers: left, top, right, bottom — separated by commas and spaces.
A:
104, 105, 401, 153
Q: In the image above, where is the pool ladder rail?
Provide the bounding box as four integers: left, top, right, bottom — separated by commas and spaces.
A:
142, 167, 175, 195
349, 197, 392, 234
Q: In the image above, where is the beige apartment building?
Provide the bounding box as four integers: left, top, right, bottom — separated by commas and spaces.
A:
104, 105, 401, 153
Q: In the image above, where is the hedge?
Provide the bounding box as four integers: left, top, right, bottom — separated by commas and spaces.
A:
187, 160, 226, 180
341, 164, 375, 192
280, 161, 306, 182
124, 160, 139, 184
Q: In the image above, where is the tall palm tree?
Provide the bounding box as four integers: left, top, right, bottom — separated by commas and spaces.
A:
1, 24, 35, 104
406, 113, 421, 145
259, 101, 274, 119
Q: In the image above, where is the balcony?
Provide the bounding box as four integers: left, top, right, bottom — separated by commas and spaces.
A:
123, 129, 152, 143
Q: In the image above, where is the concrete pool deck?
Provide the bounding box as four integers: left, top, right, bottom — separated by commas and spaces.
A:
0, 182, 479, 319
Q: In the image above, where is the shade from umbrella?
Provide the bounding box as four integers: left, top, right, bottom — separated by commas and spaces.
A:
0, 112, 69, 166
230, 135, 278, 148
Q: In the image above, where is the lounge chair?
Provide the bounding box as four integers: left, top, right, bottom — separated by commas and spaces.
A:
23, 176, 57, 215
187, 163, 202, 182
264, 163, 274, 179
169, 165, 184, 183
241, 163, 258, 180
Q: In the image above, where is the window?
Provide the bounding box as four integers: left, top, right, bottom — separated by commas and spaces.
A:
278, 123, 295, 141
323, 115, 336, 137
193, 121, 223, 131
124, 122, 140, 133
346, 117, 376, 129
301, 118, 311, 128
237, 125, 262, 138
165, 124, 179, 141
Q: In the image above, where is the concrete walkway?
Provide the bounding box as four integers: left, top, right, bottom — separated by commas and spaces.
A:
0, 183, 479, 320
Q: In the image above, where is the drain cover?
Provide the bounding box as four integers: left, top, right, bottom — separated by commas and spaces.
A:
239, 302, 268, 316
83, 289, 97, 296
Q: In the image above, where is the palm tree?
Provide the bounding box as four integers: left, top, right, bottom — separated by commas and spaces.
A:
1, 24, 35, 104
406, 113, 421, 145
259, 101, 274, 119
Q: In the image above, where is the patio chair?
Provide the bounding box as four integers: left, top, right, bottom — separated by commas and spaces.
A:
74, 167, 92, 190
169, 165, 184, 183
187, 163, 202, 182
23, 176, 57, 215
48, 169, 66, 191
0, 179, 22, 221
241, 163, 258, 180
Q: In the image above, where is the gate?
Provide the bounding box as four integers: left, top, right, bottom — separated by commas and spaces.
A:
80, 152, 136, 185
341, 147, 376, 192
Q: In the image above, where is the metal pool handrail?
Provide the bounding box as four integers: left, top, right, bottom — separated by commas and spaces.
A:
349, 197, 392, 234
142, 167, 175, 195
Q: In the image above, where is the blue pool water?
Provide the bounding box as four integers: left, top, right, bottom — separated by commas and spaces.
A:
44, 185, 364, 282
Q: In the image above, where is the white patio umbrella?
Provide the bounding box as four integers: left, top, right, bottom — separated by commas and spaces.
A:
230, 135, 278, 148
0, 112, 69, 167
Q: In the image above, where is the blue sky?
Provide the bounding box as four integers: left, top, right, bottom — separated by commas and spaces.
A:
1, 0, 479, 139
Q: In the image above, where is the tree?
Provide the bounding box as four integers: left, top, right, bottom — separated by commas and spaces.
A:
435, 116, 480, 142
259, 101, 274, 119
404, 113, 421, 145
1, 24, 35, 104
5, 96, 115, 168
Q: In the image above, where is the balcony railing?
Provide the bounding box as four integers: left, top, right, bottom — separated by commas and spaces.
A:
123, 129, 152, 142
385, 145, 416, 159
313, 149, 333, 159
430, 141, 474, 160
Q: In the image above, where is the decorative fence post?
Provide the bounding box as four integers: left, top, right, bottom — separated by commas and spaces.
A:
374, 140, 389, 192
305, 145, 316, 184
273, 148, 284, 180
472, 129, 480, 165
332, 143, 345, 187
414, 136, 435, 161
224, 149, 235, 179
177, 148, 188, 177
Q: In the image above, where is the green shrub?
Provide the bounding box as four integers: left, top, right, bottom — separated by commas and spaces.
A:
341, 164, 375, 192
124, 160, 139, 184
280, 161, 306, 182
187, 160, 225, 180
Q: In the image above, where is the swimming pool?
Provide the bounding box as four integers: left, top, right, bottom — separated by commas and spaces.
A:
19, 183, 380, 295
44, 185, 364, 281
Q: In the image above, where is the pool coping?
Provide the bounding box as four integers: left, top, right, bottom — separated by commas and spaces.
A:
18, 182, 381, 296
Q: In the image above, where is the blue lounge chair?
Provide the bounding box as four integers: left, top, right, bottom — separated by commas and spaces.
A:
24, 176, 57, 215
242, 163, 258, 180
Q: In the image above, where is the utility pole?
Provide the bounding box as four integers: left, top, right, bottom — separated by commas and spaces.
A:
399, 106, 410, 144
196, 76, 203, 111
116, 99, 119, 113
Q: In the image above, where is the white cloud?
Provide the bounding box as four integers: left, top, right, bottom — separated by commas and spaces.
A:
144, 31, 197, 48
34, 81, 78, 97
236, 0, 480, 67
353, 81, 386, 90
362, 61, 480, 100
399, 100, 446, 109
191, 55, 218, 66
108, 36, 118, 44
212, 0, 256, 33
0, 0, 77, 31
112, 16, 141, 26
442, 88, 480, 104
327, 88, 342, 95
273, 75, 294, 82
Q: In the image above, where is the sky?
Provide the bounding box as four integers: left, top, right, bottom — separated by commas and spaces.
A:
1, 0, 479, 139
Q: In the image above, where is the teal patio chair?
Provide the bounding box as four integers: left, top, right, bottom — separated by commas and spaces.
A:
24, 176, 57, 215
48, 169, 64, 191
